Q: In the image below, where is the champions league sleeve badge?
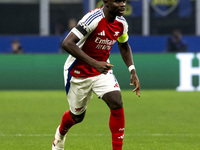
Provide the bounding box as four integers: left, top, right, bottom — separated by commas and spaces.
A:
150, 0, 180, 16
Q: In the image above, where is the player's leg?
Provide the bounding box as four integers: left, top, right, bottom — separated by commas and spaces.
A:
52, 111, 85, 150
92, 71, 125, 150
59, 110, 86, 135
102, 91, 125, 150
52, 76, 93, 150
102, 90, 123, 110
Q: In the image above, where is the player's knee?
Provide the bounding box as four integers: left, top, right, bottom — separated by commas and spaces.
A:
73, 117, 84, 124
102, 91, 123, 110
70, 111, 85, 124
110, 100, 123, 110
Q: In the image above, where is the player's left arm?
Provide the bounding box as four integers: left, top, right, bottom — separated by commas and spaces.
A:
117, 41, 141, 97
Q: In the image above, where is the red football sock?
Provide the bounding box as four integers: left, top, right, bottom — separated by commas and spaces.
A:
109, 108, 125, 150
59, 110, 76, 135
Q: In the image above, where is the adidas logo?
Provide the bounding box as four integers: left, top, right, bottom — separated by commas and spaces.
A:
98, 30, 105, 36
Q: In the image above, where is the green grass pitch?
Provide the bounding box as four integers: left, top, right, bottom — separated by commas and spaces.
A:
0, 90, 200, 150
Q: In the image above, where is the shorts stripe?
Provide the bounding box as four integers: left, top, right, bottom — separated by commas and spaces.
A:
65, 60, 76, 94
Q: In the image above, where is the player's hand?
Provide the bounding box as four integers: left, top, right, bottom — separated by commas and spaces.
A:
130, 70, 141, 97
94, 61, 114, 74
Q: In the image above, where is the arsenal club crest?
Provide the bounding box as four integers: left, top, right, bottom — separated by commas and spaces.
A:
150, 0, 180, 16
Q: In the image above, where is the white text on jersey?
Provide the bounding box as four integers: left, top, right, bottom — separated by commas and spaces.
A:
95, 37, 116, 50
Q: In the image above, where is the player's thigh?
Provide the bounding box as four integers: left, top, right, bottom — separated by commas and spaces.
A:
67, 77, 92, 115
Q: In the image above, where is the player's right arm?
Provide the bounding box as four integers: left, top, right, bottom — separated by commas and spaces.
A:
62, 32, 113, 74
62, 8, 113, 74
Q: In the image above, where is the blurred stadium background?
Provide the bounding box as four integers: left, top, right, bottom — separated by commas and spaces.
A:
0, 0, 199, 91
1, 1, 200, 150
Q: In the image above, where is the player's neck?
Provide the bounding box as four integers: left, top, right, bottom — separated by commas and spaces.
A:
102, 6, 116, 22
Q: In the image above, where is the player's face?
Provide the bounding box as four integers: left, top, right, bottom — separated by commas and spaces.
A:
106, 0, 126, 16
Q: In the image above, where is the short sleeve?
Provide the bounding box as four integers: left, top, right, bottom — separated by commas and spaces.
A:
71, 8, 103, 40
116, 16, 129, 43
